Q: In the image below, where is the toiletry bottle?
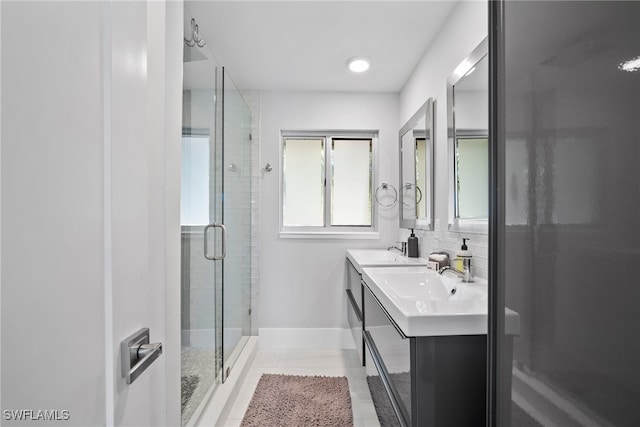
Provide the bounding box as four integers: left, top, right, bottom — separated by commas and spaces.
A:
455, 238, 471, 270
454, 255, 463, 271
407, 229, 419, 258
457, 238, 473, 282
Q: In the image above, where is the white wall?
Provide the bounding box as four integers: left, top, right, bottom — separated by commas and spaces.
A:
1, 1, 182, 425
399, 1, 489, 278
259, 91, 399, 346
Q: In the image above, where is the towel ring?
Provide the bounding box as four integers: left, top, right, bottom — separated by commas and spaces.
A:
375, 183, 398, 207
402, 183, 423, 207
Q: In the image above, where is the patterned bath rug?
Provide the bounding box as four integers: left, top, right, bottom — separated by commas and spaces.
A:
241, 374, 353, 427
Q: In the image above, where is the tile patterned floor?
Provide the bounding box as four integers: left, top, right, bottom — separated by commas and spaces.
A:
217, 349, 381, 427
181, 346, 217, 425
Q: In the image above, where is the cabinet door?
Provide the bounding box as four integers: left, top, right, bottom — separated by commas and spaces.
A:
346, 288, 364, 366
364, 284, 411, 425
346, 259, 365, 365
365, 342, 403, 427
346, 258, 363, 313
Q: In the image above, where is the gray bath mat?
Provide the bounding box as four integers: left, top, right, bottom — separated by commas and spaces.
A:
181, 375, 199, 412
241, 374, 353, 427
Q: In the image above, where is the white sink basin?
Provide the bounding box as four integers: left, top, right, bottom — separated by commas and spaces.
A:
346, 249, 428, 273
362, 266, 520, 336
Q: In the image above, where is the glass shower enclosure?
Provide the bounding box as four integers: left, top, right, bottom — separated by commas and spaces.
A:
180, 9, 252, 425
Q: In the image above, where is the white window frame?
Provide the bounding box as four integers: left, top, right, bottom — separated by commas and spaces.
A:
279, 130, 380, 239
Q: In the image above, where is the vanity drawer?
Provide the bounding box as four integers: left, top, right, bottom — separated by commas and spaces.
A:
346, 258, 365, 366
346, 288, 363, 365
346, 258, 363, 312
364, 284, 411, 426
365, 345, 402, 427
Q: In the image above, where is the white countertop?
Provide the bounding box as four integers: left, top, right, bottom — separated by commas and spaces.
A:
362, 266, 520, 337
346, 248, 428, 274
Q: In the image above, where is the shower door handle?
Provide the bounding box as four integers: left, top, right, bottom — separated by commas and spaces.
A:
204, 223, 227, 260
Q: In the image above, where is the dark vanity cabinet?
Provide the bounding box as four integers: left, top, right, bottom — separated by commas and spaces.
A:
346, 258, 364, 366
363, 283, 487, 427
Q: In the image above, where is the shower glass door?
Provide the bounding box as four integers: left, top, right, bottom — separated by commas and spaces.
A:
180, 8, 223, 424
221, 69, 253, 381
180, 9, 253, 424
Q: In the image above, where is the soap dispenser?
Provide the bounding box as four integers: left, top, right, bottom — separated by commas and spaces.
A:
456, 238, 474, 282
407, 229, 419, 258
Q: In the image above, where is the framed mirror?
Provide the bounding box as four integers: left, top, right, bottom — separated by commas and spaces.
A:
447, 37, 488, 232
399, 98, 435, 230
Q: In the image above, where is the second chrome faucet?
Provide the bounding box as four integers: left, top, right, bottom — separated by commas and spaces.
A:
429, 238, 474, 283
438, 265, 473, 283
388, 241, 407, 256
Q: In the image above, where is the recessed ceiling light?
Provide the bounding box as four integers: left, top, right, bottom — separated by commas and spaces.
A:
347, 57, 371, 73
618, 56, 640, 72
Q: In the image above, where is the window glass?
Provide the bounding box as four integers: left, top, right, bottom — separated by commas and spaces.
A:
181, 135, 210, 225
283, 138, 325, 226
332, 139, 372, 226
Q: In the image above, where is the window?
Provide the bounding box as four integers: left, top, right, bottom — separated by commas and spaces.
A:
281, 131, 377, 236
181, 134, 210, 226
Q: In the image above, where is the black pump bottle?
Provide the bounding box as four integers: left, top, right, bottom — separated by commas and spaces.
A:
407, 229, 419, 258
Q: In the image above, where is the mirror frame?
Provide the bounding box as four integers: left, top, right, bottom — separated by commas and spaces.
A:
447, 37, 489, 233
399, 98, 435, 230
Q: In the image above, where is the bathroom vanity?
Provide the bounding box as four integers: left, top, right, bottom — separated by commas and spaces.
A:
360, 266, 519, 427
345, 250, 428, 366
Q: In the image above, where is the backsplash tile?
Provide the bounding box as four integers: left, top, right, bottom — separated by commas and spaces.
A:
401, 228, 489, 280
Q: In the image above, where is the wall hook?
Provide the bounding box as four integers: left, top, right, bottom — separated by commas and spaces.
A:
184, 18, 207, 48
263, 163, 273, 172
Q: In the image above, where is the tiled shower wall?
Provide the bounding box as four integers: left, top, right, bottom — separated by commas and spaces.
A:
221, 84, 255, 343
246, 91, 260, 336
181, 231, 216, 346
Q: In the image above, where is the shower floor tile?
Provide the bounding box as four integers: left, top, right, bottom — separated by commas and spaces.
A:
181, 346, 218, 425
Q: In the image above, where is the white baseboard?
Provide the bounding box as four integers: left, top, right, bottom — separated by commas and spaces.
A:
258, 328, 356, 350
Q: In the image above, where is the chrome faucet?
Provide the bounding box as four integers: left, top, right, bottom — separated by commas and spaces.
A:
388, 241, 407, 256
438, 265, 473, 283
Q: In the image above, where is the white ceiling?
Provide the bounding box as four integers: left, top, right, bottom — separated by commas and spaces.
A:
185, 1, 459, 92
